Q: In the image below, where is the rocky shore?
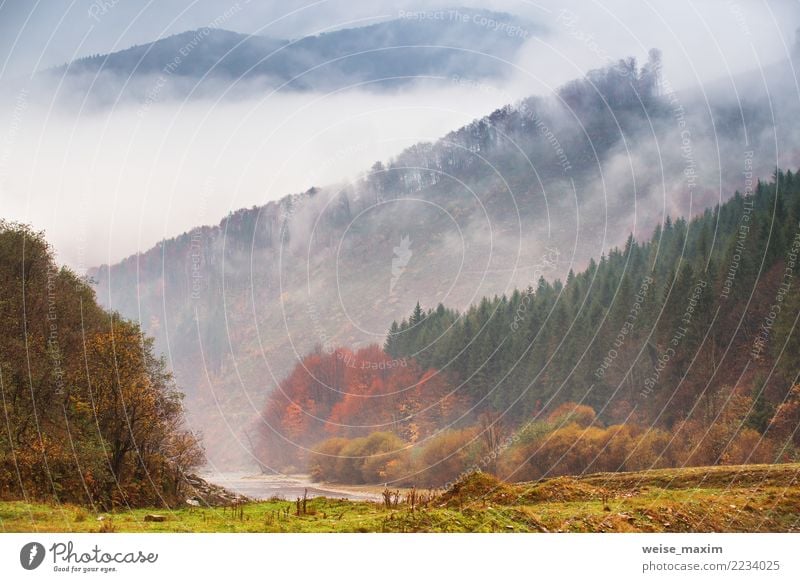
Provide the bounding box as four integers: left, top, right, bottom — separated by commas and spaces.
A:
183, 474, 250, 506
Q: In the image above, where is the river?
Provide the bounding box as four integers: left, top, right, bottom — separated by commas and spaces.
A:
201, 472, 381, 502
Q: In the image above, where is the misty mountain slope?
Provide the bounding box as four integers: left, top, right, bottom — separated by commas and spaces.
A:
253, 169, 800, 481
45, 9, 539, 103
90, 53, 800, 469
62, 29, 279, 78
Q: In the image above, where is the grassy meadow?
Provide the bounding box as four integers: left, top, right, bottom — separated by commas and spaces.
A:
2, 463, 800, 533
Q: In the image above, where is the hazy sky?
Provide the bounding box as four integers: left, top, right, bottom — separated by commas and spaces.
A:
0, 0, 798, 269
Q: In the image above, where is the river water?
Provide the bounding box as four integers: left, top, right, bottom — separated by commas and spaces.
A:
201, 472, 381, 502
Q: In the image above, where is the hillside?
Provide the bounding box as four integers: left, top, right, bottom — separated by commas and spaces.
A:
90, 53, 800, 469
257, 168, 800, 485
89, 56, 663, 467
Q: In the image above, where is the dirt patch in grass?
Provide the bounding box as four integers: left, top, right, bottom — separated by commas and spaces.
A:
518, 477, 610, 503
440, 472, 610, 506
438, 472, 517, 506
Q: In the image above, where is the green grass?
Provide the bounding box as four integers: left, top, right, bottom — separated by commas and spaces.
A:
3, 463, 800, 533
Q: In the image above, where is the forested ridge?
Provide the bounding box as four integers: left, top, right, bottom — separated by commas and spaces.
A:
256, 169, 800, 486
53, 9, 534, 99
0, 222, 203, 508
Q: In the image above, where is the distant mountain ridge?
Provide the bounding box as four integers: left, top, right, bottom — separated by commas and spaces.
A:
45, 8, 540, 102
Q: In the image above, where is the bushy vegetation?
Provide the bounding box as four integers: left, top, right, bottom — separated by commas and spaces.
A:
0, 222, 203, 508
309, 398, 778, 487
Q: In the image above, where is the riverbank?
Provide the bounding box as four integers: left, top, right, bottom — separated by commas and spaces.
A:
198, 472, 385, 502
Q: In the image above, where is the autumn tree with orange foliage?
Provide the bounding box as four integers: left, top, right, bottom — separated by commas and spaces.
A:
0, 222, 202, 508
254, 345, 465, 471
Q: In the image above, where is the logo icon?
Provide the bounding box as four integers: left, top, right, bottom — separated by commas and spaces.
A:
20, 542, 46, 570
390, 235, 413, 293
